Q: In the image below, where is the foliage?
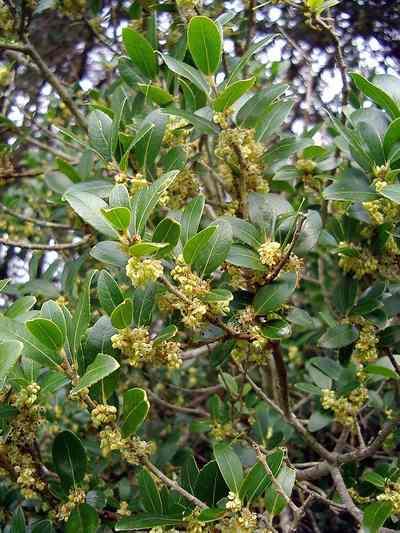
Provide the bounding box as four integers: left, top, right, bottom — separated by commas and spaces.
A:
0, 1, 400, 532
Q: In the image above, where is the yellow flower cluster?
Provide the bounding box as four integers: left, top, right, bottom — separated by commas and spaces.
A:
5, 444, 45, 500
377, 481, 400, 514
91, 404, 117, 428
99, 426, 153, 465
160, 256, 211, 329
225, 491, 242, 512
13, 383, 40, 409
296, 158, 317, 175
258, 240, 282, 268
210, 422, 235, 441
219, 508, 258, 532
231, 308, 272, 364
111, 327, 182, 368
61, 0, 86, 17
117, 500, 132, 517
213, 109, 233, 129
338, 244, 378, 279
224, 263, 265, 291
215, 128, 267, 205
321, 386, 368, 429
0, 2, 13, 32
0, 66, 11, 87
164, 169, 199, 209
57, 488, 86, 521
164, 117, 191, 148
126, 256, 163, 287
352, 320, 378, 364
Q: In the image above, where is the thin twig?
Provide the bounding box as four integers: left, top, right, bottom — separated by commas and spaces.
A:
0, 235, 92, 251
0, 204, 72, 229
143, 458, 207, 509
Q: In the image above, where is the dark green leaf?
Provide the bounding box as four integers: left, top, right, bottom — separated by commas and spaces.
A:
253, 273, 297, 316
188, 16, 222, 75
239, 449, 284, 504
213, 442, 243, 494
122, 28, 158, 80
66, 504, 99, 533
363, 501, 393, 533
318, 325, 359, 349
111, 299, 133, 329
26, 318, 64, 351
181, 196, 205, 245
214, 77, 256, 112
138, 469, 163, 513
121, 388, 150, 437
97, 270, 124, 315
52, 431, 87, 490
71, 354, 120, 394
0, 340, 23, 381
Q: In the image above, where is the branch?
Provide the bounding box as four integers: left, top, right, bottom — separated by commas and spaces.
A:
0, 204, 72, 229
0, 235, 92, 251
146, 390, 208, 417
266, 214, 306, 283
329, 466, 362, 523
22, 36, 88, 131
143, 458, 207, 509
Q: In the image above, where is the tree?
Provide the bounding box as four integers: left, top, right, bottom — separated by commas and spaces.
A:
1, 1, 400, 531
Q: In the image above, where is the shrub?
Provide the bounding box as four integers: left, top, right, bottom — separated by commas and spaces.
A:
1, 1, 400, 532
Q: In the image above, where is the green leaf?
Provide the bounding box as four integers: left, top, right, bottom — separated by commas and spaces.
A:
116, 515, 184, 531
90, 241, 129, 268
322, 168, 378, 202
350, 72, 400, 119
111, 299, 133, 329
265, 465, 296, 515
0, 278, 10, 292
134, 111, 168, 174
52, 431, 87, 490
109, 184, 130, 209
130, 171, 179, 236
64, 179, 113, 198
66, 504, 99, 533
31, 520, 55, 533
11, 507, 26, 533
383, 117, 400, 155
121, 388, 150, 437
0, 340, 23, 382
363, 471, 387, 489
226, 244, 266, 271
226, 35, 275, 85
163, 54, 210, 94
188, 16, 222, 75
380, 184, 400, 204
164, 106, 218, 135
88, 109, 113, 160
213, 442, 244, 494
64, 191, 119, 238
237, 84, 289, 128
222, 216, 263, 248
181, 195, 205, 245
253, 273, 297, 316
308, 411, 333, 432
214, 77, 256, 111
26, 318, 64, 351
101, 207, 131, 231
5, 295, 36, 318
192, 220, 233, 278
261, 319, 291, 339
194, 460, 229, 506
122, 28, 158, 80
71, 354, 120, 394
255, 99, 295, 142
181, 454, 200, 495
239, 449, 284, 504
0, 316, 63, 370
68, 271, 96, 360
318, 324, 359, 349
133, 284, 156, 327
153, 324, 178, 345
153, 218, 181, 255
138, 469, 163, 513
183, 225, 217, 265
97, 270, 124, 315
129, 242, 169, 258
363, 501, 393, 533
137, 83, 174, 106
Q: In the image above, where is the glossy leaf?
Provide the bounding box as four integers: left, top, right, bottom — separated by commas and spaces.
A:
52, 431, 87, 490
253, 273, 297, 316
121, 388, 150, 437
26, 318, 64, 351
122, 28, 158, 80
71, 354, 120, 394
188, 16, 222, 75
97, 270, 124, 315
213, 442, 243, 494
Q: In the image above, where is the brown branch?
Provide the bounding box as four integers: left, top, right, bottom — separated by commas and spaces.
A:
0, 235, 92, 251
143, 458, 207, 509
0, 204, 72, 229
329, 466, 362, 523
146, 390, 208, 417
22, 36, 88, 131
